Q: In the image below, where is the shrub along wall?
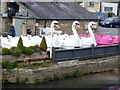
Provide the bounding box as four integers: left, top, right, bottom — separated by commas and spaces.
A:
2, 36, 47, 56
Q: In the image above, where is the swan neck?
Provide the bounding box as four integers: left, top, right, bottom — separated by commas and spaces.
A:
72, 25, 78, 36
50, 24, 55, 31
88, 24, 94, 36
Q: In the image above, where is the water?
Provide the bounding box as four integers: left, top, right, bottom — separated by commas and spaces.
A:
2, 70, 120, 90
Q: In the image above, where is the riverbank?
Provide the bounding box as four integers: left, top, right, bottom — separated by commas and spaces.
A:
2, 70, 119, 89
2, 55, 119, 84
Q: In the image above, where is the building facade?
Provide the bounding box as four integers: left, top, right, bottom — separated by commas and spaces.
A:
80, 0, 120, 16
101, 2, 118, 15
1, 2, 98, 36
80, 1, 100, 13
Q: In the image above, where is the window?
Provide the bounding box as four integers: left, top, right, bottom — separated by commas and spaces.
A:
89, 2, 94, 7
113, 18, 120, 22
104, 7, 113, 12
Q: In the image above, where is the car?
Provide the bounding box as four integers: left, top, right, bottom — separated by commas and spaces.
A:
99, 16, 105, 26
100, 17, 120, 28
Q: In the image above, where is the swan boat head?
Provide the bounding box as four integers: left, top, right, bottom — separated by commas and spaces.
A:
86, 21, 97, 36
51, 20, 60, 30
80, 21, 97, 47
72, 21, 80, 36
49, 20, 62, 35
72, 21, 80, 28
61, 21, 81, 49
88, 21, 96, 29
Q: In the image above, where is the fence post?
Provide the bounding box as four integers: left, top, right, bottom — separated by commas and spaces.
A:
118, 43, 120, 54
104, 46, 107, 57
91, 44, 94, 59
52, 47, 55, 62
73, 49, 75, 60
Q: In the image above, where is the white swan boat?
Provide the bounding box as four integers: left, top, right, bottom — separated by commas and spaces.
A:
1, 21, 97, 50
61, 21, 97, 49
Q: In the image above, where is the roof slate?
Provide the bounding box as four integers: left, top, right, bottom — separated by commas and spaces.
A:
18, 2, 98, 20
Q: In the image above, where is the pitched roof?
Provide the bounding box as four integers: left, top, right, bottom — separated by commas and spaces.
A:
17, 2, 98, 20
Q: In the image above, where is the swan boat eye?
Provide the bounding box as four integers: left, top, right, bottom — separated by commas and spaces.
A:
92, 24, 96, 25
54, 23, 58, 25
76, 23, 79, 25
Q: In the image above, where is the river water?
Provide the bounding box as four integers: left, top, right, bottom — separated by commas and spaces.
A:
2, 70, 120, 90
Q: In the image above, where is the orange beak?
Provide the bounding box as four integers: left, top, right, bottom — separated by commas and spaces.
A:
76, 24, 81, 29
55, 24, 60, 29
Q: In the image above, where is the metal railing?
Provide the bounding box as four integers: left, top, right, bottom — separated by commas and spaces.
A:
52, 44, 120, 62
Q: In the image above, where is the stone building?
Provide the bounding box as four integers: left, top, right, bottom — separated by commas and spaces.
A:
17, 2, 98, 36
0, 2, 19, 35
80, 1, 100, 13
80, 0, 120, 16
1, 2, 98, 36
0, 1, 9, 34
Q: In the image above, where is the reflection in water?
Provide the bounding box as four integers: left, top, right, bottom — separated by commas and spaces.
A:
2, 70, 120, 89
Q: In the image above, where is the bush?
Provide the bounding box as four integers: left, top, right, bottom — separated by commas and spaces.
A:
11, 47, 22, 56
40, 36, 47, 52
22, 47, 34, 55
10, 47, 16, 53
21, 46, 25, 53
17, 37, 23, 50
2, 61, 18, 70
29, 45, 41, 52
29, 46, 35, 53
108, 12, 114, 17
2, 48, 10, 55
73, 69, 80, 77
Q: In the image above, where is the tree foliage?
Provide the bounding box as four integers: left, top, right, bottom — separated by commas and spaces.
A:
40, 36, 47, 52
17, 37, 24, 50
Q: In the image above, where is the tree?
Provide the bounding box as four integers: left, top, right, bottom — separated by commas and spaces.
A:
17, 37, 23, 50
40, 36, 47, 52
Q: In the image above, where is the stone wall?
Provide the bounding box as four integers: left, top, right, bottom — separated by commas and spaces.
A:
22, 19, 35, 36
2, 55, 118, 84
1, 19, 97, 36
2, 18, 12, 33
